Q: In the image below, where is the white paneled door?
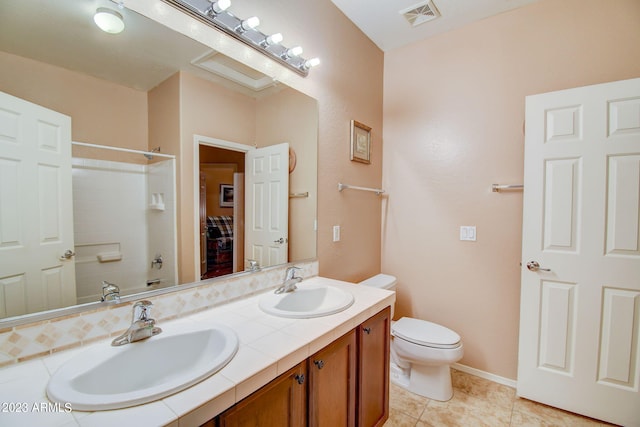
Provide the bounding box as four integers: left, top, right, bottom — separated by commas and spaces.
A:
245, 142, 289, 268
518, 78, 640, 427
0, 92, 76, 318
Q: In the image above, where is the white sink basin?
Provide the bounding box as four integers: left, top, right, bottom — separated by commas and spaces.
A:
259, 283, 354, 318
46, 325, 238, 411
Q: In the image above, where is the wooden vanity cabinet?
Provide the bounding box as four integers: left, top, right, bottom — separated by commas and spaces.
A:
308, 329, 357, 427
210, 307, 390, 427
217, 362, 307, 427
357, 307, 391, 427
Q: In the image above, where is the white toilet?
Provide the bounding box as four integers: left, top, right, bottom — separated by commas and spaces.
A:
359, 274, 463, 401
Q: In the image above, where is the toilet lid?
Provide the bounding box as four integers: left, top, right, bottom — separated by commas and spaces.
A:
392, 317, 461, 349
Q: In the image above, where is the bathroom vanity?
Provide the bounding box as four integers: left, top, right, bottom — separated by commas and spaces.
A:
0, 276, 394, 427
213, 307, 390, 427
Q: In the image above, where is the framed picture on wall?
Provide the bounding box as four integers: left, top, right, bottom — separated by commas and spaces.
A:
220, 184, 234, 207
350, 120, 371, 164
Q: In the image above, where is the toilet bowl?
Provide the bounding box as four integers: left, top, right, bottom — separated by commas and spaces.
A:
359, 274, 463, 401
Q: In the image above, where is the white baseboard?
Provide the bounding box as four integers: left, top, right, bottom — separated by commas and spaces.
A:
452, 363, 517, 389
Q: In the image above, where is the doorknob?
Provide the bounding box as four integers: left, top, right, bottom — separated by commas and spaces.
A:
273, 237, 288, 244
59, 250, 76, 260
526, 261, 551, 272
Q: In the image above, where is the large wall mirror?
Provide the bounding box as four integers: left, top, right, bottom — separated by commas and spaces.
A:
0, 0, 318, 325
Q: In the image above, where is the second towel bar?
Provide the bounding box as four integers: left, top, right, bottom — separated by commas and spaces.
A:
338, 183, 385, 195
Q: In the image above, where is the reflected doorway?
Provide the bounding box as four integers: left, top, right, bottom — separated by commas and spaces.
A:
199, 145, 245, 279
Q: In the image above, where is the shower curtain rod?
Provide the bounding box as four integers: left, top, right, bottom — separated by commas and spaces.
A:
72, 141, 176, 159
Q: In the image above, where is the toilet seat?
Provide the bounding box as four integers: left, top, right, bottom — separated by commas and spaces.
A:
392, 317, 461, 349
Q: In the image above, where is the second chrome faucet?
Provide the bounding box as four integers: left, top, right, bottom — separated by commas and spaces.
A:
274, 266, 303, 294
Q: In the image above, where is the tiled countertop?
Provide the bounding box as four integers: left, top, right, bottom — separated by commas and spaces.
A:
0, 277, 394, 427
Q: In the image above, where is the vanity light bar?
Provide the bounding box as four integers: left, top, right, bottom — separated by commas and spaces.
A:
162, 0, 319, 77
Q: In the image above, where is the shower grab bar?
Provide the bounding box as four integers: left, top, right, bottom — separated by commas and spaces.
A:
72, 141, 176, 159
338, 182, 385, 196
492, 184, 523, 192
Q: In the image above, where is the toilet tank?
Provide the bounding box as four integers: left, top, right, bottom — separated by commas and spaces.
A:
359, 274, 397, 318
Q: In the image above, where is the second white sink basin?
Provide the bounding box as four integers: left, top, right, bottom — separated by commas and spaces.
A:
46, 324, 238, 411
259, 282, 354, 318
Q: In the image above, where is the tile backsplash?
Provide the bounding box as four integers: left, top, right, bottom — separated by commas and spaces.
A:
0, 261, 318, 367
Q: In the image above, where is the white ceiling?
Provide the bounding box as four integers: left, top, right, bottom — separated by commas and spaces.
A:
330, 0, 542, 52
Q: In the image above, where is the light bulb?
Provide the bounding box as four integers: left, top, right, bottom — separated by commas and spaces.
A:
264, 33, 283, 46
239, 16, 260, 32
304, 58, 321, 69
209, 0, 231, 15
285, 46, 303, 58
94, 8, 124, 34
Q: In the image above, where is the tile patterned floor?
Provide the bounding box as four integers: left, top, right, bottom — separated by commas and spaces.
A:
383, 369, 617, 427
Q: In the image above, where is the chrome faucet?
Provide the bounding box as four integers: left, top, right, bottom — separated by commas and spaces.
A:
274, 266, 303, 294
111, 300, 162, 346
101, 281, 120, 303
247, 259, 261, 272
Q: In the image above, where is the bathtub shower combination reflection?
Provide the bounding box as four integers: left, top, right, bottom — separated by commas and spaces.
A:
71, 142, 177, 305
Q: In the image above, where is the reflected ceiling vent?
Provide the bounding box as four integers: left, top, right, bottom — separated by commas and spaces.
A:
192, 50, 276, 91
400, 1, 441, 27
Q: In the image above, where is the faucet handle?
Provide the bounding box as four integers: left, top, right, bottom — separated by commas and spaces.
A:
285, 266, 302, 280
133, 300, 153, 321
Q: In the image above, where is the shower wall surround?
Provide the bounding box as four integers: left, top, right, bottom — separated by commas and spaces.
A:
0, 259, 317, 367
71, 158, 176, 303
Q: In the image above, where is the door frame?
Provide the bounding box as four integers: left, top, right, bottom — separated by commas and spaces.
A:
192, 135, 254, 280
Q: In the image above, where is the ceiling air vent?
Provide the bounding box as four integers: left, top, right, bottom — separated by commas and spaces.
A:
400, 1, 441, 27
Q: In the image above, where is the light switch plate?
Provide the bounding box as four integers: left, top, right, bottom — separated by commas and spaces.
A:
333, 225, 341, 242
460, 226, 476, 241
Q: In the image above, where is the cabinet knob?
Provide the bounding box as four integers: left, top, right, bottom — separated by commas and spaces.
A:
295, 374, 305, 384
314, 360, 325, 370
363, 327, 371, 334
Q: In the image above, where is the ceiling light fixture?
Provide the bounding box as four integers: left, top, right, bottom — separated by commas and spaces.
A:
94, 7, 125, 34
162, 0, 319, 77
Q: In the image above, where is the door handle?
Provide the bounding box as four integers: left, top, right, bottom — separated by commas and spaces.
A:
273, 237, 288, 244
526, 261, 551, 272
59, 250, 76, 260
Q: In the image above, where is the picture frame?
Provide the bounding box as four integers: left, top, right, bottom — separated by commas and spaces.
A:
350, 120, 371, 164
219, 184, 234, 207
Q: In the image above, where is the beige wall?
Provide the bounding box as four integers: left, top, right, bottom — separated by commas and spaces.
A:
252, 0, 385, 281
382, 0, 640, 380
130, 0, 385, 284
256, 88, 319, 262
176, 72, 256, 282
0, 51, 149, 160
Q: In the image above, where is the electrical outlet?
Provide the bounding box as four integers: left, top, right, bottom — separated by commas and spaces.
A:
333, 225, 341, 242
460, 226, 476, 241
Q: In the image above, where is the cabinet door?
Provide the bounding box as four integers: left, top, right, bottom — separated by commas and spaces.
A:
308, 330, 357, 427
217, 362, 307, 427
358, 307, 390, 427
